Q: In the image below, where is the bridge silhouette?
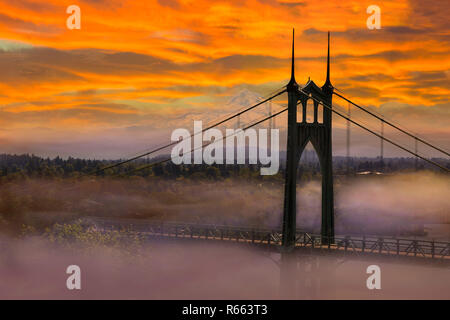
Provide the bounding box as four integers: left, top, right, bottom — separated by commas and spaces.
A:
85, 30, 449, 264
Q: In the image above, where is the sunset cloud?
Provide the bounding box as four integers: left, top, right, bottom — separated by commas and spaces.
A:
0, 0, 448, 158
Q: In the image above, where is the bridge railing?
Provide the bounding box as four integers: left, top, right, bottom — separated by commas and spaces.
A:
295, 233, 450, 259
80, 218, 450, 260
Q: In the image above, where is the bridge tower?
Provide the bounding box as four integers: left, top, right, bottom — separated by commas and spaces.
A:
282, 30, 335, 248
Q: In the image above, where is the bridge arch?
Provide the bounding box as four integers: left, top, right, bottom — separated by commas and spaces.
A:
296, 141, 322, 233
305, 99, 315, 123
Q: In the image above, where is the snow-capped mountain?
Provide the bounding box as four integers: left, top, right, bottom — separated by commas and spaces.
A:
222, 88, 283, 129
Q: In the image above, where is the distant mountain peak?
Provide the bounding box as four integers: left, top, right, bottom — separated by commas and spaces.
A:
226, 88, 263, 108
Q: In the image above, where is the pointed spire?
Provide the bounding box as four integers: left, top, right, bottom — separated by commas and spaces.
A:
288, 28, 297, 87
324, 31, 332, 87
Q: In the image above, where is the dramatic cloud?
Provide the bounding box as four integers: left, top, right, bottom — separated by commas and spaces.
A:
0, 0, 448, 158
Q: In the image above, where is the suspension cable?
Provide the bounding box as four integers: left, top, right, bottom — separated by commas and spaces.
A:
120, 107, 289, 175
333, 91, 450, 157
91, 88, 287, 175
298, 88, 449, 172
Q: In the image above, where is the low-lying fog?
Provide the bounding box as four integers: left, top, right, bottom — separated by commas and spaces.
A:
0, 239, 448, 299
0, 171, 448, 299
0, 171, 448, 237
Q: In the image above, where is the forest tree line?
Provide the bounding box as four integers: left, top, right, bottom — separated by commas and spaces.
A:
0, 152, 448, 182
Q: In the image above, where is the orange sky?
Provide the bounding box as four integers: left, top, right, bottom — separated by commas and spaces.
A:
0, 0, 448, 158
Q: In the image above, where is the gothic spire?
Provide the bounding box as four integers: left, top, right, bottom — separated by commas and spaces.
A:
324, 31, 332, 87
288, 28, 296, 87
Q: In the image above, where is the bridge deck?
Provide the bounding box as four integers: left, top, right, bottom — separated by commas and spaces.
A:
81, 217, 450, 263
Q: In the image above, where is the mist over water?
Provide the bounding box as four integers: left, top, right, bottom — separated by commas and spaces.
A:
0, 171, 448, 236
0, 238, 449, 299
0, 171, 448, 299
298, 171, 450, 236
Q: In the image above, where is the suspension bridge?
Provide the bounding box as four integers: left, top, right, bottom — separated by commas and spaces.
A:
56, 30, 450, 264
